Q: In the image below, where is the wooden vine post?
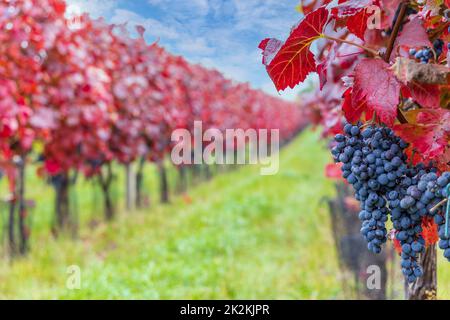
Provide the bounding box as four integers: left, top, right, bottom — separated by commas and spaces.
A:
406, 245, 437, 300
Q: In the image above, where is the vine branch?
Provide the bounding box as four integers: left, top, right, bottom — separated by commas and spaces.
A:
323, 35, 379, 57
384, 0, 410, 124
385, 1, 408, 63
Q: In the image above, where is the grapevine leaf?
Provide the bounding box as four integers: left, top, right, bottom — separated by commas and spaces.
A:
259, 7, 329, 91
346, 7, 371, 40
317, 42, 337, 90
408, 82, 441, 108
259, 38, 283, 66
352, 58, 401, 126
331, 0, 372, 17
395, 108, 450, 161
393, 17, 432, 54
330, 0, 372, 40
422, 217, 439, 247
380, 0, 402, 28
298, 0, 333, 15
342, 87, 367, 123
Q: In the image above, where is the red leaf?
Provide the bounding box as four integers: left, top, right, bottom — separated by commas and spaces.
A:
395, 108, 450, 161
299, 0, 333, 15
325, 162, 344, 180
352, 58, 401, 126
393, 17, 432, 56
331, 0, 372, 17
346, 7, 370, 40
317, 43, 337, 90
259, 38, 283, 66
44, 159, 62, 176
330, 0, 373, 40
422, 217, 439, 247
380, 0, 402, 28
52, 0, 67, 15
259, 7, 329, 91
393, 237, 402, 254
408, 82, 441, 108
259, 38, 270, 51
342, 87, 366, 123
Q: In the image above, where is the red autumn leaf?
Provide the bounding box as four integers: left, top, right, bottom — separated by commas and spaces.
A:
380, 0, 402, 29
393, 17, 432, 56
407, 82, 441, 108
325, 162, 344, 180
331, 0, 372, 40
422, 217, 439, 247
395, 108, 450, 161
346, 7, 371, 40
393, 237, 402, 254
259, 38, 283, 66
259, 38, 270, 50
44, 159, 62, 176
299, 0, 333, 15
317, 60, 328, 90
259, 7, 329, 91
331, 0, 372, 17
342, 87, 367, 123
352, 58, 401, 126
317, 42, 337, 90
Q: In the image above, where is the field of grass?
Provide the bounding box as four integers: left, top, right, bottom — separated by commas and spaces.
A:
0, 129, 449, 299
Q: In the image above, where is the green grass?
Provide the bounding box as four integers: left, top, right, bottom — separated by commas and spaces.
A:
0, 129, 448, 299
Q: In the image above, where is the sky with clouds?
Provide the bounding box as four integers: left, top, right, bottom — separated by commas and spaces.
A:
65, 0, 310, 101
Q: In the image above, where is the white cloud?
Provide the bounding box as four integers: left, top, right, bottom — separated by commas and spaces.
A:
147, 0, 210, 17
260, 81, 299, 101
110, 9, 181, 40
177, 37, 215, 55
232, 0, 300, 37
65, 0, 118, 18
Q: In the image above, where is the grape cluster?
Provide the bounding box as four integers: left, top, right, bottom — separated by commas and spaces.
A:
332, 123, 450, 282
409, 39, 445, 64
414, 172, 450, 261
409, 47, 433, 64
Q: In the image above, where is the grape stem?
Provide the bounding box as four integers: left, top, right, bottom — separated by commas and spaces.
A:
430, 198, 448, 213
323, 35, 379, 57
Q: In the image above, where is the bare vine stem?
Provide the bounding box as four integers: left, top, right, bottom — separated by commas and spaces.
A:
430, 199, 448, 213
323, 35, 379, 57
384, 0, 410, 124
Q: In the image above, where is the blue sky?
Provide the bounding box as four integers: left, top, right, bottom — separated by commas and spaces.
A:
65, 0, 306, 100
